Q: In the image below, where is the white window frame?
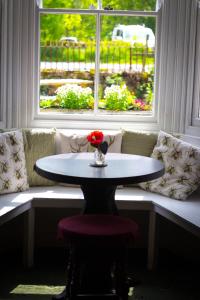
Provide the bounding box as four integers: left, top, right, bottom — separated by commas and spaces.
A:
191, 2, 200, 127
185, 0, 200, 137
0, 0, 7, 128
29, 2, 160, 131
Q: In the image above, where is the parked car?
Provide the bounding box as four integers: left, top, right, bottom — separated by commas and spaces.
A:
60, 36, 78, 43
112, 24, 155, 48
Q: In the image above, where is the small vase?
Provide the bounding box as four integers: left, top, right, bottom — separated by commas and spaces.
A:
94, 148, 106, 167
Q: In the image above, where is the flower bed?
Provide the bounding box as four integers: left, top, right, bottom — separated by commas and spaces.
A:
40, 70, 153, 112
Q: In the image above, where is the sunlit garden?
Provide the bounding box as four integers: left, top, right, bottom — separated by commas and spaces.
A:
39, 0, 156, 114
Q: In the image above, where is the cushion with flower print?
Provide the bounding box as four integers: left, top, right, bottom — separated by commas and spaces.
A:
56, 129, 122, 154
0, 130, 29, 194
139, 131, 200, 200
55, 129, 123, 187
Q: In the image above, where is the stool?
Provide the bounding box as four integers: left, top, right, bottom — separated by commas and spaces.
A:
56, 214, 139, 300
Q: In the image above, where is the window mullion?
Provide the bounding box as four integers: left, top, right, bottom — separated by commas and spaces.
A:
39, 8, 157, 17
97, 0, 103, 10
94, 12, 101, 114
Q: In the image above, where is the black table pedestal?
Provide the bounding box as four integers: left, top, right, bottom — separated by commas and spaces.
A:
81, 184, 118, 215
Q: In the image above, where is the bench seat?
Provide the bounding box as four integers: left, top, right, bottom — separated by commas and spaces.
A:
1, 185, 200, 231
0, 185, 200, 269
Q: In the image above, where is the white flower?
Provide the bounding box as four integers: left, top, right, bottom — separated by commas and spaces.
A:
56, 84, 92, 98
104, 84, 128, 100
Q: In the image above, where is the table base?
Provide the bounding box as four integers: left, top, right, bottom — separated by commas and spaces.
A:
81, 184, 118, 214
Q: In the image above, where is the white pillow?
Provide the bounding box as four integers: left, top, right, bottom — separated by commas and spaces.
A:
55, 129, 123, 188
0, 130, 29, 194
56, 130, 123, 154
139, 131, 200, 200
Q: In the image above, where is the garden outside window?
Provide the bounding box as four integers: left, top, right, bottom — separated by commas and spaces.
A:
38, 0, 157, 122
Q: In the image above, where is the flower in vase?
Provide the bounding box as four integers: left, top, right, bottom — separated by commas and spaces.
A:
87, 130, 108, 155
87, 130, 104, 148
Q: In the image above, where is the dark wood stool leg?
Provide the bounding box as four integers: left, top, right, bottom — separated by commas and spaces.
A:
55, 215, 139, 299
52, 247, 73, 300
114, 248, 129, 300
70, 246, 82, 300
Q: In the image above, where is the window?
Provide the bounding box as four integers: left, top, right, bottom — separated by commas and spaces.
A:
184, 0, 200, 136
1, 0, 198, 134
38, 0, 157, 124
41, 0, 156, 11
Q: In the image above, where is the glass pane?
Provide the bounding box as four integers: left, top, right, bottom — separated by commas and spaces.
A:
41, 0, 97, 9
98, 15, 156, 114
41, 0, 156, 11
40, 14, 95, 113
102, 0, 156, 11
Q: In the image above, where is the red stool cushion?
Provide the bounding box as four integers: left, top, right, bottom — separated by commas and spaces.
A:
58, 214, 139, 245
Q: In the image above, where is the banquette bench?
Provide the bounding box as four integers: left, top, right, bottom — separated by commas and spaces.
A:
0, 129, 200, 270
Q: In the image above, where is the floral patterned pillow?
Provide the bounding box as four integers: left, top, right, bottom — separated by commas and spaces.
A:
0, 131, 29, 194
139, 131, 200, 200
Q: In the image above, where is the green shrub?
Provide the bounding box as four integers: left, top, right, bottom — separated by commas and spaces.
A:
40, 98, 60, 108
39, 70, 153, 111
104, 85, 132, 111
56, 84, 94, 109
105, 74, 124, 86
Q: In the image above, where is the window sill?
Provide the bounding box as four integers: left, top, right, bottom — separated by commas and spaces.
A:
29, 112, 159, 131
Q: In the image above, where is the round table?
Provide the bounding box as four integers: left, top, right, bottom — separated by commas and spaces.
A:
34, 153, 164, 214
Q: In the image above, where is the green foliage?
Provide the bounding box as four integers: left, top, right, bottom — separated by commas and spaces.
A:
102, 0, 156, 11
104, 85, 132, 111
105, 74, 124, 86
134, 71, 154, 104
41, 1, 156, 43
39, 71, 153, 112
43, 0, 156, 10
43, 0, 93, 9
144, 83, 153, 104
40, 99, 53, 108
40, 98, 60, 108
41, 14, 82, 42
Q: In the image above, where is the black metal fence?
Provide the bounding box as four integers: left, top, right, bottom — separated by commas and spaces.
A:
40, 41, 155, 73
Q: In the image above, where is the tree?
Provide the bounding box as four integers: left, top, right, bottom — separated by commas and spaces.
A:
41, 0, 156, 42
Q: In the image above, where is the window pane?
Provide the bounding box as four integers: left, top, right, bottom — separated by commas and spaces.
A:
41, 0, 156, 11
40, 14, 95, 113
39, 11, 156, 115
98, 15, 156, 114
102, 0, 156, 11
41, 0, 97, 9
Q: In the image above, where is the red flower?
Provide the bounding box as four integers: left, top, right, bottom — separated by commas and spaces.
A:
87, 130, 104, 147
